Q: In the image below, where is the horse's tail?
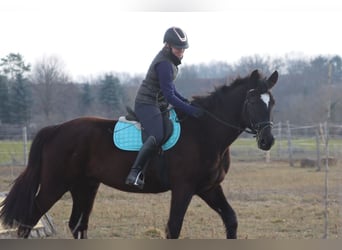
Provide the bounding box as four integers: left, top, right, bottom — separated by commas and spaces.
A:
0, 125, 58, 228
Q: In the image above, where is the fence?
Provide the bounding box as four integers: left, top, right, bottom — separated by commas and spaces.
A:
0, 122, 341, 167
228, 122, 341, 166
0, 125, 33, 166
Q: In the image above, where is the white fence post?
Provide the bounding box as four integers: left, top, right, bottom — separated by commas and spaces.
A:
277, 121, 282, 159
286, 121, 294, 167
315, 127, 321, 171
322, 121, 330, 239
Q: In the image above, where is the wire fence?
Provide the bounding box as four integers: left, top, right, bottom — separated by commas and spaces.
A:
0, 125, 32, 167
0, 122, 341, 167
232, 122, 342, 167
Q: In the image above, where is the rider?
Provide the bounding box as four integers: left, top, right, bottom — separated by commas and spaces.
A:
125, 26, 204, 189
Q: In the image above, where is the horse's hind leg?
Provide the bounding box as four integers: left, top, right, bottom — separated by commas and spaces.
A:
17, 184, 68, 238
198, 185, 237, 239
69, 178, 100, 239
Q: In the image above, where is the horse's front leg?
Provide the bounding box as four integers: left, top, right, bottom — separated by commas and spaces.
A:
198, 184, 237, 239
166, 185, 194, 239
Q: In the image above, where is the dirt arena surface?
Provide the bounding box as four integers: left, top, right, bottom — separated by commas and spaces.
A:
0, 160, 341, 239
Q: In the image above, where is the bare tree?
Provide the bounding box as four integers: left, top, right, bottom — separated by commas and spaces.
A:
234, 54, 273, 76
30, 55, 70, 124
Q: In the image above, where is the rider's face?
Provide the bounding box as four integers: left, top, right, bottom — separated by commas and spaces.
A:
171, 47, 185, 59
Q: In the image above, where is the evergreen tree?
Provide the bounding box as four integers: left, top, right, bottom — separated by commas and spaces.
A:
330, 55, 342, 84
79, 83, 94, 115
0, 53, 31, 124
0, 53, 30, 79
9, 74, 32, 125
0, 75, 10, 123
98, 74, 125, 117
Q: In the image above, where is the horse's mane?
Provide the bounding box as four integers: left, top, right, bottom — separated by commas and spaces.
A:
191, 74, 251, 108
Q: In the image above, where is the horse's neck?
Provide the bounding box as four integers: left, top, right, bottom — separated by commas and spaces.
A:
206, 88, 247, 151
210, 122, 243, 150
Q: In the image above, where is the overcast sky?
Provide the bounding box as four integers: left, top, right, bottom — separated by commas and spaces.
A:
0, 0, 341, 80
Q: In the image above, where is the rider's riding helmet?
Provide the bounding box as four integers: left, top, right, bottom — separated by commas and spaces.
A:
163, 27, 189, 49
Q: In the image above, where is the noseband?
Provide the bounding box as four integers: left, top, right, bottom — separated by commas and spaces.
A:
250, 121, 273, 142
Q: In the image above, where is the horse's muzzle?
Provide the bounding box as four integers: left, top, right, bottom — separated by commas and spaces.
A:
256, 126, 275, 151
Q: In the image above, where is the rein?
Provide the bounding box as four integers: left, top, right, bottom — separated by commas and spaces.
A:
201, 109, 257, 135
194, 100, 273, 136
114, 104, 273, 138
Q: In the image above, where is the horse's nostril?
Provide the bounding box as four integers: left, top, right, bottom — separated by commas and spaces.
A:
258, 137, 273, 151
260, 139, 266, 147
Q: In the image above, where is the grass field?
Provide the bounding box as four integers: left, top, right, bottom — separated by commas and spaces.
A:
1, 137, 341, 165
0, 140, 30, 166
0, 160, 341, 239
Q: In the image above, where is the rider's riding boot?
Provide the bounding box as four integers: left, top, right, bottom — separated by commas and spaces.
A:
125, 136, 157, 189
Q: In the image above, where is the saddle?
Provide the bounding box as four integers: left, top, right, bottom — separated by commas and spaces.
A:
113, 107, 181, 151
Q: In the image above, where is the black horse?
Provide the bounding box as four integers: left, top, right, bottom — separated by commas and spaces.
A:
0, 69, 278, 239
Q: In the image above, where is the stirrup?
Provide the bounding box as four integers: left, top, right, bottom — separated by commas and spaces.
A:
133, 171, 145, 189
126, 170, 145, 189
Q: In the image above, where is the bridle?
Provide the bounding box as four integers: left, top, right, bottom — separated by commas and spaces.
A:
242, 89, 274, 136
195, 90, 273, 137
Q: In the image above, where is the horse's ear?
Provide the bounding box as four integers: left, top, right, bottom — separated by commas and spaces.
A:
250, 69, 260, 81
267, 71, 278, 89
249, 69, 260, 88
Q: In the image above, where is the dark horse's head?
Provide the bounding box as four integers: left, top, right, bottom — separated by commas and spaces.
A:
192, 69, 278, 151
241, 70, 278, 150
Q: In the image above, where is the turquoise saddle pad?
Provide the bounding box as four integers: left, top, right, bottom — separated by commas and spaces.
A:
113, 109, 181, 151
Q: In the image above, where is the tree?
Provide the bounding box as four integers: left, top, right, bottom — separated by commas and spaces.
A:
0, 53, 32, 124
0, 75, 10, 123
79, 83, 95, 116
98, 74, 126, 118
9, 74, 32, 125
234, 55, 272, 76
0, 53, 31, 80
330, 55, 342, 84
30, 55, 70, 124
